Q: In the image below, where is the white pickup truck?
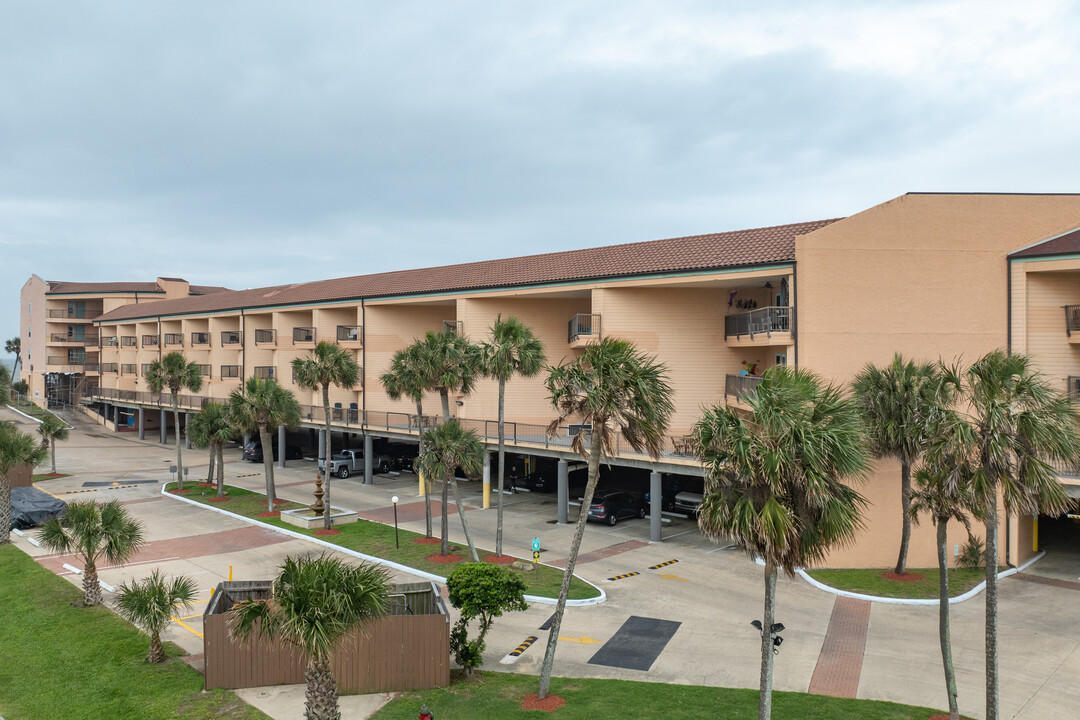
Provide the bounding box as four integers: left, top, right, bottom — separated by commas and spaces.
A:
318, 448, 392, 478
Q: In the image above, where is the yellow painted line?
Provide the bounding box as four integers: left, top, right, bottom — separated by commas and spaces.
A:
558, 635, 602, 645
658, 573, 688, 582
171, 616, 204, 638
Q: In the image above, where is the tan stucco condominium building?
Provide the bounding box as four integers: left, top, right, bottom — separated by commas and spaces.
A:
20, 192, 1080, 567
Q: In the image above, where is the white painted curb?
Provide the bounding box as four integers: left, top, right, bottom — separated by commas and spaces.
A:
797, 552, 1046, 606
161, 483, 606, 607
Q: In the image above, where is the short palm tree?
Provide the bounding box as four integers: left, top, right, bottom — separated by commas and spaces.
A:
293, 341, 360, 530
188, 402, 234, 498
37, 415, 70, 475
536, 337, 674, 700
38, 499, 145, 606
117, 569, 197, 663
230, 377, 302, 513
1, 423, 48, 544
852, 354, 949, 575
693, 366, 869, 720
145, 352, 203, 491
419, 420, 485, 560
480, 315, 546, 557
0, 363, 11, 401
5, 337, 21, 382
933, 351, 1078, 720
419, 329, 482, 421
230, 554, 391, 720
381, 343, 435, 538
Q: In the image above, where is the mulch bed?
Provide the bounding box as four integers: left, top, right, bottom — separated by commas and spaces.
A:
196, 483, 216, 488
256, 511, 281, 518
206, 497, 232, 503
427, 553, 463, 563
272, 499, 286, 505
521, 694, 565, 712
927, 715, 973, 720
483, 554, 516, 564
314, 529, 341, 536
43, 473, 66, 478
170, 489, 192, 494
882, 571, 926, 583
413, 537, 441, 545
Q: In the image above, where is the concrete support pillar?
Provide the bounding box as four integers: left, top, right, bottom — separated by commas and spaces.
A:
138, 407, 145, 440
482, 451, 491, 509
650, 471, 663, 543
278, 425, 286, 468
112, 406, 120, 432
185, 413, 192, 449
318, 430, 326, 462
160, 409, 167, 444
557, 459, 569, 525
363, 435, 373, 486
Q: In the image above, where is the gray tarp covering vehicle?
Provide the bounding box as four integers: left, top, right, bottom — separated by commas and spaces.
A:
9, 486, 67, 530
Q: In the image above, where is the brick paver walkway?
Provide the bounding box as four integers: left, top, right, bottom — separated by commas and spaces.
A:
548, 539, 650, 568
808, 596, 871, 698
1013, 573, 1080, 592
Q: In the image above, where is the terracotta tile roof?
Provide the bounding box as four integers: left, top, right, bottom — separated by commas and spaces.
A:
95, 219, 838, 322
1009, 227, 1080, 258
46, 281, 230, 296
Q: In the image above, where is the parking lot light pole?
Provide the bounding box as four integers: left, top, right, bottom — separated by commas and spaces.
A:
392, 495, 400, 548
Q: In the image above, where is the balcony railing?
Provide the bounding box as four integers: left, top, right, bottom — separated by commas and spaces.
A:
254, 366, 275, 379
142, 335, 159, 347
568, 314, 601, 343
47, 356, 65, 366
101, 363, 119, 373
196, 364, 211, 377
1066, 305, 1080, 336
442, 321, 462, 335
725, 373, 763, 400
221, 331, 241, 345
82, 364, 100, 373
1068, 376, 1080, 402
337, 325, 363, 343
142, 364, 152, 375
121, 364, 137, 375
163, 333, 184, 346
725, 306, 791, 339
254, 329, 276, 345
102, 336, 118, 347
292, 327, 315, 344
121, 336, 138, 347
47, 309, 89, 319
191, 332, 210, 346
220, 365, 240, 379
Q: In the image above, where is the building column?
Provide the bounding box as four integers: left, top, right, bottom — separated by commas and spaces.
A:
137, 407, 145, 440
650, 471, 663, 543
278, 425, 286, 469
185, 413, 192, 449
482, 451, 491, 509
318, 430, 326, 462
363, 435, 373, 486
557, 459, 569, 525
160, 409, 167, 444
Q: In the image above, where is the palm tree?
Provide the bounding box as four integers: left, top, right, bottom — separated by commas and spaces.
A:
933, 351, 1078, 720
480, 315, 546, 557
693, 367, 870, 720
1, 423, 48, 544
0, 363, 11, 401
419, 420, 485, 560
909, 450, 982, 720
419, 329, 482, 421
852, 354, 947, 575
292, 341, 360, 530
38, 499, 144, 606
116, 569, 197, 663
145, 352, 202, 491
381, 343, 435, 538
37, 415, 70, 475
536, 337, 674, 700
230, 554, 390, 720
230, 377, 302, 513
5, 337, 21, 382
188, 402, 234, 498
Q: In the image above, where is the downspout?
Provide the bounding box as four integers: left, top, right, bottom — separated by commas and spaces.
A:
361, 300, 366, 422
157, 317, 162, 360
791, 263, 798, 369
1005, 257, 1013, 567
240, 309, 246, 391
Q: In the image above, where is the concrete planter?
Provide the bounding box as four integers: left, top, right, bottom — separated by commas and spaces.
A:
279, 507, 358, 530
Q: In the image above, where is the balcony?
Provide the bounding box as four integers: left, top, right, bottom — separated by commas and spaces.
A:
725, 306, 791, 344
1067, 306, 1080, 342
220, 365, 241, 379
337, 325, 363, 344
101, 363, 119, 374
725, 373, 762, 401
221, 331, 241, 346
102, 336, 118, 347
1069, 376, 1080, 402
121, 336, 138, 348
196, 364, 211, 378
191, 332, 210, 346
254, 366, 275, 380
141, 335, 159, 348
292, 327, 316, 344
47, 309, 91, 320
49, 333, 99, 346
442, 320, 462, 335
163, 333, 184, 347
121, 364, 137, 376
254, 329, 276, 345
568, 314, 601, 347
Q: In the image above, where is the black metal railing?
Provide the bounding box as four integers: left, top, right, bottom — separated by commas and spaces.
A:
337, 325, 363, 342
121, 364, 137, 375
121, 336, 138, 347
141, 335, 158, 347
724, 306, 791, 339
568, 314, 601, 343
221, 331, 241, 345
191, 332, 209, 346
141, 364, 152, 375
442, 320, 462, 334
254, 366, 275, 379
163, 333, 183, 346
1068, 376, 1080, 402
725, 373, 763, 400
196, 364, 211, 377
101, 363, 118, 373
292, 327, 315, 344
220, 365, 240, 379
254, 329, 276, 345
1066, 305, 1080, 336
102, 336, 118, 347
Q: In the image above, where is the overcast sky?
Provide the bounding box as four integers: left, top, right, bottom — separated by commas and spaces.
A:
4, 1, 1080, 351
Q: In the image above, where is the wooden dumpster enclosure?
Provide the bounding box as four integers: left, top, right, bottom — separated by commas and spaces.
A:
203, 580, 450, 692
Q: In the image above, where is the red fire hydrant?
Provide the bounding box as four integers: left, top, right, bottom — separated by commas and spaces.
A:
418, 705, 434, 720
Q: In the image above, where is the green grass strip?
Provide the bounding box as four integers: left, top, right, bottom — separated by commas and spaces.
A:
373, 670, 948, 719
0, 545, 269, 720
168, 483, 600, 601
805, 566, 990, 600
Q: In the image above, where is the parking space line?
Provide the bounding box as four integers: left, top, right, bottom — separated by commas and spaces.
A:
171, 615, 204, 638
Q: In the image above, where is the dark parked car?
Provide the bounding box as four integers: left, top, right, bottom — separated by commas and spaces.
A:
243, 441, 303, 463
644, 477, 681, 512
587, 490, 646, 526
518, 472, 553, 493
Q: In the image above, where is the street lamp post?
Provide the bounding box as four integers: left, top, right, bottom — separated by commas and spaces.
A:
392, 495, 400, 549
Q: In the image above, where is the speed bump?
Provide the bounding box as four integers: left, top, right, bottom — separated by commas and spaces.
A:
648, 559, 679, 570
607, 571, 640, 581
500, 635, 539, 663
235, 473, 261, 478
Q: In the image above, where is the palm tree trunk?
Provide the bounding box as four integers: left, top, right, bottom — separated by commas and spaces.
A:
216, 442, 225, 498
0, 476, 12, 545
449, 475, 479, 561
984, 493, 1000, 720
259, 425, 276, 512
322, 383, 333, 531
206, 441, 215, 484
936, 517, 960, 720
440, 473, 450, 556
440, 389, 450, 421
304, 654, 340, 720
496, 377, 506, 557
759, 562, 777, 720
417, 401, 432, 538
147, 632, 166, 664
895, 461, 913, 575
83, 560, 103, 607
49, 438, 56, 475
538, 423, 603, 700
172, 400, 184, 491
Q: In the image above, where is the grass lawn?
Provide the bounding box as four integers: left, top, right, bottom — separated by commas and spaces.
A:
8, 398, 56, 423
806, 566, 993, 600
373, 671, 948, 719
168, 483, 600, 601
0, 544, 269, 720
34, 472, 72, 481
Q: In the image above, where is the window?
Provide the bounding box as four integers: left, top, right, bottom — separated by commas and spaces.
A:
121, 363, 137, 375
220, 365, 240, 379
141, 364, 152, 375
254, 366, 274, 379
197, 364, 211, 377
